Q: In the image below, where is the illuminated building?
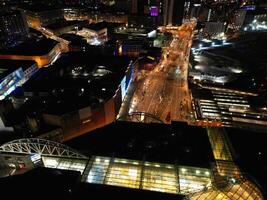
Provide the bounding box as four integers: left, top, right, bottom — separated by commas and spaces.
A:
0, 132, 264, 199
190, 32, 267, 129
130, 0, 164, 15
202, 22, 226, 38
232, 9, 247, 29
129, 0, 164, 27
0, 59, 38, 101
63, 7, 89, 20
21, 54, 137, 141
0, 9, 29, 49
0, 37, 61, 67
22, 5, 64, 28
232, 8, 267, 31
112, 25, 158, 57
78, 22, 108, 44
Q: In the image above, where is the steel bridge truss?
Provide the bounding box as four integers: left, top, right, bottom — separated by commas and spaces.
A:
0, 138, 87, 159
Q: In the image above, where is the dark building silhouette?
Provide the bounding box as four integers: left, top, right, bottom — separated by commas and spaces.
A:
164, 0, 185, 26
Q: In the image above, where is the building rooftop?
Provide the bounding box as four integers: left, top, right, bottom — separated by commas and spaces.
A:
114, 26, 156, 37
59, 33, 87, 44
66, 121, 214, 168
0, 37, 58, 56
23, 52, 133, 114
45, 20, 87, 30
193, 32, 267, 93
0, 59, 36, 80
84, 21, 109, 31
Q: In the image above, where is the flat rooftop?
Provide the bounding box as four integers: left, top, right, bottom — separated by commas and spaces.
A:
0, 59, 36, 80
59, 33, 86, 44
0, 37, 58, 56
23, 52, 133, 114
45, 20, 87, 30
204, 32, 267, 92
84, 22, 109, 31
66, 121, 214, 168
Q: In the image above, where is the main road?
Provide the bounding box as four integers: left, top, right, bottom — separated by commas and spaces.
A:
127, 22, 196, 123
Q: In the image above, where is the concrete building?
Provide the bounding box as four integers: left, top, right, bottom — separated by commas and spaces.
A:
21, 53, 137, 141
233, 8, 267, 30
203, 22, 226, 38
81, 22, 108, 41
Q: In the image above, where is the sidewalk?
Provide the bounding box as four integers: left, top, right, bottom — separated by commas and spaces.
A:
117, 80, 138, 120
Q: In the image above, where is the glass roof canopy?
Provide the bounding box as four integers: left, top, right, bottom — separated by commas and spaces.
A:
42, 155, 263, 199
42, 155, 211, 195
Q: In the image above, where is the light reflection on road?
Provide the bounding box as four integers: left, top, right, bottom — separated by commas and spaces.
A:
128, 22, 196, 123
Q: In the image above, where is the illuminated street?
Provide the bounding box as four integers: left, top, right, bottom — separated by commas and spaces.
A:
127, 22, 196, 123
0, 1, 266, 199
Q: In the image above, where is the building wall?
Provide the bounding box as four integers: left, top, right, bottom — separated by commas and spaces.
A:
104, 98, 116, 124
43, 114, 63, 127
25, 13, 41, 29
203, 22, 226, 37
63, 106, 107, 141
233, 9, 247, 29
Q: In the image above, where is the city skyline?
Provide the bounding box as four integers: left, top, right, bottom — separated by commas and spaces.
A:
0, 0, 266, 199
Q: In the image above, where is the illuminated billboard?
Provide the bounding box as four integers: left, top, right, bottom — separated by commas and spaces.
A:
150, 6, 158, 17
0, 67, 24, 100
